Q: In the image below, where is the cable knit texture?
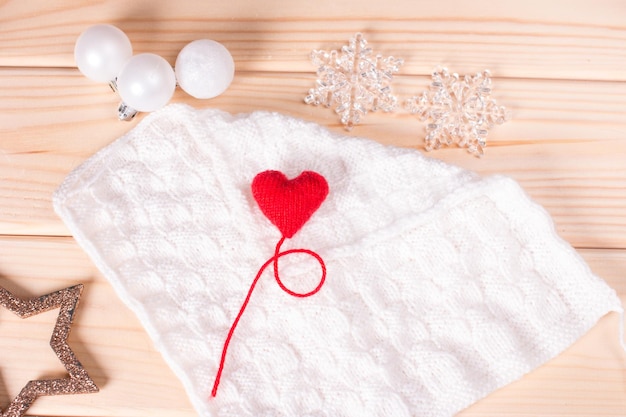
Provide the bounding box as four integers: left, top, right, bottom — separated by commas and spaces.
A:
53, 104, 621, 417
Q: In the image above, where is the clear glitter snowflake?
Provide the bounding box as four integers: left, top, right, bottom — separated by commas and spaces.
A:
305, 33, 404, 130
405, 68, 509, 156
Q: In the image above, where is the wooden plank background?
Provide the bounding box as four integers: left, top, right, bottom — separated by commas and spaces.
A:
0, 0, 625, 415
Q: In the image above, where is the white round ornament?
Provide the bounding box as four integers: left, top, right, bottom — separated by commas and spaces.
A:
116, 53, 177, 112
175, 39, 235, 99
74, 24, 133, 83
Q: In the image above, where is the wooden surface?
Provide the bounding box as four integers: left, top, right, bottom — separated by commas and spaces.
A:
1, 0, 625, 415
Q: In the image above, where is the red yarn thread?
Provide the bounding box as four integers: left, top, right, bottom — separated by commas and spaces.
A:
211, 236, 326, 397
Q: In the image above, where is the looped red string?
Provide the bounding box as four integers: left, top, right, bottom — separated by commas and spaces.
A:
211, 236, 326, 397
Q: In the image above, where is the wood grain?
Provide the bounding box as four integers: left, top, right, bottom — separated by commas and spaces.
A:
1, 69, 625, 248
0, 237, 625, 416
0, 236, 195, 416
1, 0, 626, 415
1, 0, 625, 81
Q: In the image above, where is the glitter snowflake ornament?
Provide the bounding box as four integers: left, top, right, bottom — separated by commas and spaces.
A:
405, 68, 509, 156
305, 33, 404, 130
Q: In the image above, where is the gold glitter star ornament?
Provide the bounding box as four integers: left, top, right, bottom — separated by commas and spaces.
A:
0, 283, 99, 417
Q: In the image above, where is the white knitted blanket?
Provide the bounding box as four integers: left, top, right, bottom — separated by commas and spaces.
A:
53, 104, 621, 417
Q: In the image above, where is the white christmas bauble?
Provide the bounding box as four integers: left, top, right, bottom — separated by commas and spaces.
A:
116, 53, 177, 112
74, 24, 133, 83
175, 39, 235, 99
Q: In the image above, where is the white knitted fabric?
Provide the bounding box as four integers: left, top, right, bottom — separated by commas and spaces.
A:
54, 104, 621, 417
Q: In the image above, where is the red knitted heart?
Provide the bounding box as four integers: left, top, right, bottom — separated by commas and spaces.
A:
251, 170, 329, 238
213, 170, 329, 396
